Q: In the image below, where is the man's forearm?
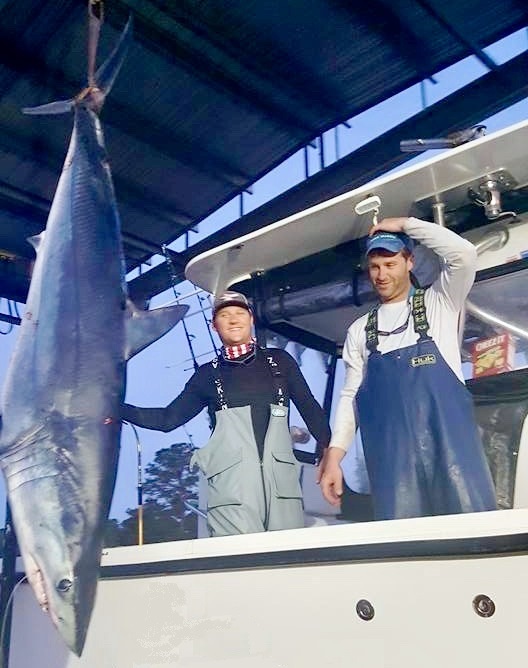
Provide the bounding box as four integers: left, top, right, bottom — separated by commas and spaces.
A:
404, 217, 477, 308
329, 394, 357, 452
121, 403, 175, 432
404, 217, 477, 272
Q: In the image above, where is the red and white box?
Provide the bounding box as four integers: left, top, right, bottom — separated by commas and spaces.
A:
471, 333, 515, 378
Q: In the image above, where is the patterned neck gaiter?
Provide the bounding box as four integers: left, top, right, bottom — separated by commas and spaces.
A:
221, 338, 257, 361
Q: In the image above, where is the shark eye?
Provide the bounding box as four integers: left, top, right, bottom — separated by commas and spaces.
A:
56, 578, 73, 593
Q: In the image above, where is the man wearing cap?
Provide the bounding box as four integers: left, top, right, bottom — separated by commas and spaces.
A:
319, 217, 496, 519
122, 290, 330, 537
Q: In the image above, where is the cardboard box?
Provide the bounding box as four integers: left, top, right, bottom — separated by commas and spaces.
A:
471, 333, 515, 378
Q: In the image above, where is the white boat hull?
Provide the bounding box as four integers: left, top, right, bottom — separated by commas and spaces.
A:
7, 509, 528, 667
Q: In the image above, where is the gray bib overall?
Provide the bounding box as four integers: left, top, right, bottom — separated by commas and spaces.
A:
190, 352, 304, 537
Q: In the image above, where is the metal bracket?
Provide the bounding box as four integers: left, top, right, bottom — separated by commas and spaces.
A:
412, 169, 518, 221
468, 170, 518, 219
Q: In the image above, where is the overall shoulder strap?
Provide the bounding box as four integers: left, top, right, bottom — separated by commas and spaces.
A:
411, 288, 431, 341
365, 306, 380, 352
210, 357, 228, 410
264, 350, 286, 406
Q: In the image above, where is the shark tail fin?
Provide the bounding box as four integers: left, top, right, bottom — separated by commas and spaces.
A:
94, 16, 133, 96
22, 11, 132, 117
22, 100, 74, 116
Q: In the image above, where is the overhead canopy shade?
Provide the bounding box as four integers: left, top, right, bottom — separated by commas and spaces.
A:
0, 0, 526, 303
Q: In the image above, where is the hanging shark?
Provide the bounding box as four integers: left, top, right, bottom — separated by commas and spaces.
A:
0, 8, 187, 656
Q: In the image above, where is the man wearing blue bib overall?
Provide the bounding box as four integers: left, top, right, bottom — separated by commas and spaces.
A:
320, 217, 497, 520
122, 291, 331, 536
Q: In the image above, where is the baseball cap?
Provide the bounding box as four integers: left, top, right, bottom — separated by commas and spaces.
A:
212, 291, 252, 317
365, 231, 414, 255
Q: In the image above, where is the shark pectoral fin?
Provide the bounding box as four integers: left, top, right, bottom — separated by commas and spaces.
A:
22, 99, 74, 116
124, 300, 189, 360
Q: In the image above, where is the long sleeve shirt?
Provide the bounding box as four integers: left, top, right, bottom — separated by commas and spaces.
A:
330, 217, 477, 452
122, 347, 331, 459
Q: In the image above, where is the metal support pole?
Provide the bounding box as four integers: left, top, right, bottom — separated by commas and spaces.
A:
303, 146, 309, 179
322, 352, 338, 418
432, 202, 446, 227
420, 80, 427, 110
318, 134, 325, 170
250, 271, 267, 347
334, 126, 340, 161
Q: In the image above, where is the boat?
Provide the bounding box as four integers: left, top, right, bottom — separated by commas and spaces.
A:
6, 119, 528, 667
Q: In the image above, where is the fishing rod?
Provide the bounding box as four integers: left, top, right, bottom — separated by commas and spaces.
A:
161, 244, 199, 371
182, 231, 217, 353
124, 422, 144, 546
0, 504, 19, 668
196, 289, 219, 356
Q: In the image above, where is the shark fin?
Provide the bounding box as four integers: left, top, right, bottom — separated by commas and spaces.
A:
22, 15, 132, 118
125, 300, 188, 361
22, 99, 74, 116
27, 231, 45, 252
95, 16, 133, 95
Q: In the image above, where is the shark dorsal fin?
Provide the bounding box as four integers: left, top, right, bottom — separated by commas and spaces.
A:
27, 231, 46, 252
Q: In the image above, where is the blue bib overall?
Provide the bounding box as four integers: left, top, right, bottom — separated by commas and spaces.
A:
356, 289, 497, 520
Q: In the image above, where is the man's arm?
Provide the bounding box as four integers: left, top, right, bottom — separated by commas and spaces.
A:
122, 368, 208, 433
280, 350, 331, 454
404, 217, 477, 309
379, 217, 477, 310
320, 324, 365, 504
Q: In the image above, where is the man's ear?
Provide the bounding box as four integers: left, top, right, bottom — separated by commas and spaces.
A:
407, 254, 415, 273
211, 318, 217, 332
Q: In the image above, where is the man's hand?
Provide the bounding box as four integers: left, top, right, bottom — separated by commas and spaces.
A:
318, 447, 345, 506
369, 217, 409, 236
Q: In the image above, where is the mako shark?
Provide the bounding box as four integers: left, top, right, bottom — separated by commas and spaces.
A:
0, 9, 187, 656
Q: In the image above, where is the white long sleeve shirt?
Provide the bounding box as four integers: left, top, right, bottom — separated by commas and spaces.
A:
330, 217, 477, 452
